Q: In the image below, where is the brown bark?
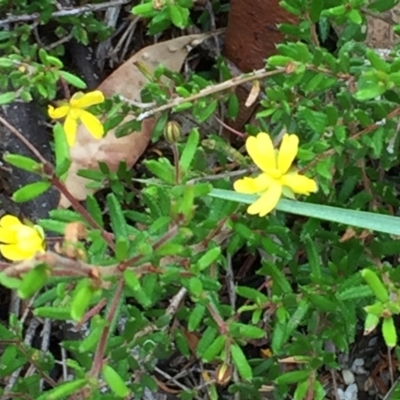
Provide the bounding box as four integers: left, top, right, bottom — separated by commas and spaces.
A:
223, 0, 297, 133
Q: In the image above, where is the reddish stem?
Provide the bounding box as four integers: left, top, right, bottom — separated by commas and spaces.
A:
89, 279, 125, 377
50, 177, 115, 250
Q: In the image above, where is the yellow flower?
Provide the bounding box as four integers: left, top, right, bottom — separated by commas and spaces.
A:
0, 215, 45, 261
48, 90, 105, 146
234, 133, 317, 217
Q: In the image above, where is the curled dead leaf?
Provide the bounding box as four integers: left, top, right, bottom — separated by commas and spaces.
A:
60, 33, 215, 208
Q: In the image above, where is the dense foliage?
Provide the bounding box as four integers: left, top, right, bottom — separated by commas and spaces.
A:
1, 0, 400, 399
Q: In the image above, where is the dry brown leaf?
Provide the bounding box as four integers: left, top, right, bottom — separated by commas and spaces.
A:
181, 326, 199, 355
60, 32, 213, 208
244, 79, 260, 108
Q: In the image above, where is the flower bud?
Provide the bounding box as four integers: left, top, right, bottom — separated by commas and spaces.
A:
164, 120, 181, 143
216, 363, 232, 386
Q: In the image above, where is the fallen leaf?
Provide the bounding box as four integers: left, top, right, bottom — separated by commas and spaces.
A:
245, 80, 260, 108
60, 33, 213, 207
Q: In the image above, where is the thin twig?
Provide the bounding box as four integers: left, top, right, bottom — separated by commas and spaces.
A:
0, 0, 132, 26
0, 116, 48, 164
135, 68, 284, 122
89, 279, 125, 377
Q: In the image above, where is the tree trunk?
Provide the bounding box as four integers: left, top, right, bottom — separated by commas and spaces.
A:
223, 0, 297, 134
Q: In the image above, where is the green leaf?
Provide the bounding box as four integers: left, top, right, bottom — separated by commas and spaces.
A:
55, 159, 71, 179
4, 154, 42, 173
227, 94, 239, 118
115, 237, 128, 261
208, 189, 400, 236
152, 112, 169, 141
169, 4, 185, 28
177, 0, 193, 7
175, 329, 190, 357
337, 285, 373, 300
144, 159, 175, 184
36, 379, 86, 400
18, 264, 49, 299
259, 261, 292, 294
77, 168, 104, 182
321, 5, 346, 16
364, 312, 380, 334
39, 219, 67, 234
0, 57, 14, 67
286, 299, 309, 338
70, 280, 93, 321
0, 91, 16, 105
102, 364, 130, 397
382, 317, 397, 348
268, 55, 294, 67
59, 71, 87, 89
355, 78, 387, 100
298, 108, 327, 134
107, 193, 128, 240
172, 101, 193, 112
275, 370, 309, 385
196, 247, 221, 271
20, 91, 33, 102
0, 272, 22, 290
45, 55, 63, 68
79, 325, 104, 353
196, 326, 217, 357
34, 307, 71, 320
124, 270, 141, 291
368, 0, 398, 12
86, 195, 103, 228
366, 49, 389, 72
348, 9, 362, 24
364, 301, 384, 316
294, 380, 309, 400
304, 73, 325, 93
180, 128, 199, 173
196, 100, 218, 123
229, 322, 266, 339
38, 48, 48, 64
188, 303, 206, 331
307, 293, 337, 312
231, 343, 252, 381
178, 185, 195, 219
236, 286, 269, 303
361, 268, 389, 303
202, 335, 226, 362
54, 123, 70, 180
303, 234, 321, 279
132, 2, 155, 16
12, 181, 51, 202
188, 277, 203, 297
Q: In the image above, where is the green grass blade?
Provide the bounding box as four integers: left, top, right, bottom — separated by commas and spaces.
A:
208, 189, 400, 235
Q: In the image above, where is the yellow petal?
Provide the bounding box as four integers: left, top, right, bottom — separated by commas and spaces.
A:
79, 110, 104, 139
48, 105, 70, 119
234, 173, 273, 194
278, 134, 299, 174
0, 215, 22, 228
71, 90, 105, 109
281, 172, 318, 195
0, 228, 17, 244
247, 183, 282, 217
0, 244, 33, 261
64, 114, 78, 146
246, 133, 276, 172
17, 227, 44, 254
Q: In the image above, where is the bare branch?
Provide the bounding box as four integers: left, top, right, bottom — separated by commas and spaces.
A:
0, 0, 132, 27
